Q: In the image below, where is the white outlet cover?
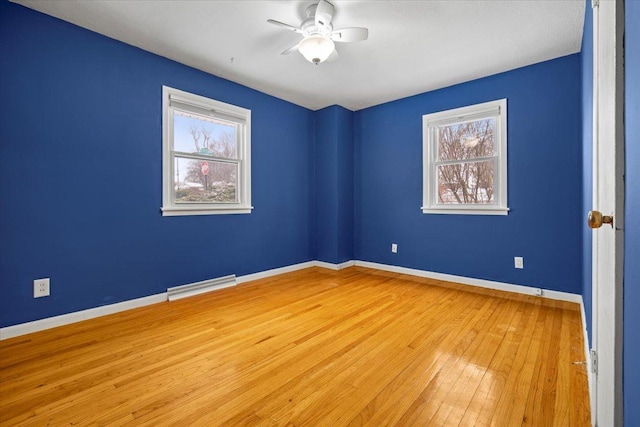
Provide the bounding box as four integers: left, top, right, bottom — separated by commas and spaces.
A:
391, 243, 398, 253
514, 257, 524, 269
34, 278, 50, 298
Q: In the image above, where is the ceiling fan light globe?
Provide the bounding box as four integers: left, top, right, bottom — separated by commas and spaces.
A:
298, 35, 335, 64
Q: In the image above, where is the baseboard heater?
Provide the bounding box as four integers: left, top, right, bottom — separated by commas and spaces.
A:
167, 274, 237, 301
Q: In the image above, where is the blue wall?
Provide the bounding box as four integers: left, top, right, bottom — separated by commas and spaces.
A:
581, 0, 593, 342
0, 2, 316, 328
314, 106, 354, 264
624, 1, 640, 424
354, 55, 583, 294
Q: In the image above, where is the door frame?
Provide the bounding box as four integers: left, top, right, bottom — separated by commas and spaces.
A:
591, 0, 625, 425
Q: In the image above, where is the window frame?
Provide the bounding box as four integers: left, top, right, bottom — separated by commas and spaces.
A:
161, 86, 252, 216
422, 98, 508, 215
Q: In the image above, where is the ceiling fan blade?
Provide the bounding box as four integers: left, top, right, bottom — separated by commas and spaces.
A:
331, 27, 368, 43
326, 49, 339, 63
281, 43, 300, 55
315, 0, 334, 28
267, 19, 303, 34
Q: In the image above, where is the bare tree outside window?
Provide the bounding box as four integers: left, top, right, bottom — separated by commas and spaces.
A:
435, 118, 495, 205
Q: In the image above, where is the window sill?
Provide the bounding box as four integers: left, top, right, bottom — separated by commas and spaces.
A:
161, 206, 254, 216
421, 207, 509, 216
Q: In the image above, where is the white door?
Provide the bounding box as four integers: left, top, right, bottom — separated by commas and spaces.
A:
591, 0, 624, 425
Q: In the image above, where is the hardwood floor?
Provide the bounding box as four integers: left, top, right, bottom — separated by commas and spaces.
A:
0, 267, 590, 426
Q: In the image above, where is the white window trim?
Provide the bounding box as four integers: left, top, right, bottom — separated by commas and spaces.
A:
422, 98, 509, 215
161, 86, 252, 216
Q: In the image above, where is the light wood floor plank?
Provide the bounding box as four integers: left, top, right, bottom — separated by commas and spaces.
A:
0, 267, 590, 426
394, 297, 509, 425
456, 302, 527, 427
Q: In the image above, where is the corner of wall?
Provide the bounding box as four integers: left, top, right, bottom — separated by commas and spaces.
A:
313, 105, 355, 264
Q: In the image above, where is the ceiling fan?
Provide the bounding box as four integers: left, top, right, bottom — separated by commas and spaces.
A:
267, 0, 369, 65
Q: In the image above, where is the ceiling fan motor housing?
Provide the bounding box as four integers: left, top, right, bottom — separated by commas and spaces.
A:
301, 17, 331, 37
267, 0, 368, 64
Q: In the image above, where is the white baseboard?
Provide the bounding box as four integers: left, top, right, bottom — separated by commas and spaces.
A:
313, 260, 355, 270
353, 260, 582, 304
236, 261, 316, 283
0, 293, 167, 340
0, 258, 584, 340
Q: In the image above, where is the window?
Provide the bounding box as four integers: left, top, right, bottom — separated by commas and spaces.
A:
422, 99, 508, 215
162, 86, 252, 216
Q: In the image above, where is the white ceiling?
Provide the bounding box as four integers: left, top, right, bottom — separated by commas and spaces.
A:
13, 0, 585, 111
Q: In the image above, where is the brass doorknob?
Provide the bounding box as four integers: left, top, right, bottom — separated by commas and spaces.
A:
588, 210, 614, 229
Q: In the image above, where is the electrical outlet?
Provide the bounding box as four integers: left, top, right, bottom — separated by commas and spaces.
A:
34, 278, 50, 298
514, 257, 524, 269
391, 243, 398, 253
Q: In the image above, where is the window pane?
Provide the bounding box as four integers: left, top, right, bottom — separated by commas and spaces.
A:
437, 118, 494, 162
436, 160, 494, 204
173, 110, 237, 159
174, 157, 238, 203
